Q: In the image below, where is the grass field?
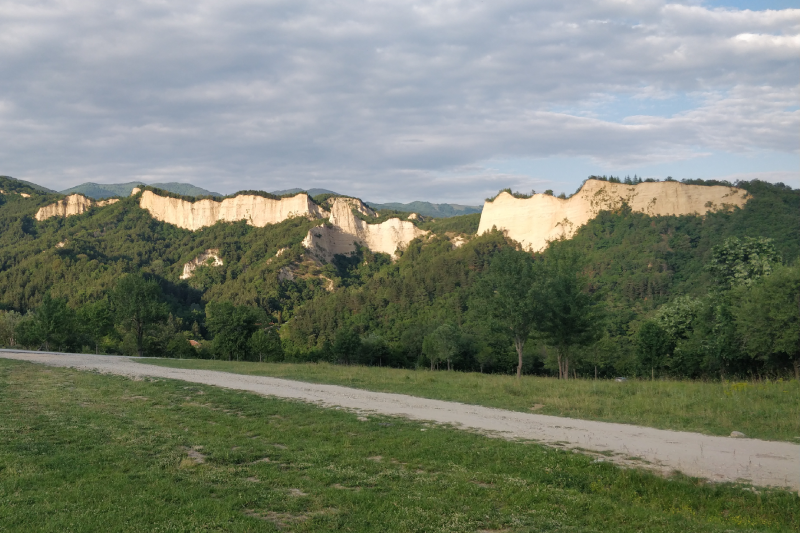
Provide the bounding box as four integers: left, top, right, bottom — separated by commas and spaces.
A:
140, 359, 800, 443
1, 359, 798, 532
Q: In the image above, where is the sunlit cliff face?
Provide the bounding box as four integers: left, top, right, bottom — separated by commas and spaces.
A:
478, 180, 750, 252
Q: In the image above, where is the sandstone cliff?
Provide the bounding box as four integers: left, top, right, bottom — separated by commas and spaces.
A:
477, 180, 749, 252
139, 190, 329, 231
35, 194, 119, 221
304, 198, 429, 261
180, 249, 223, 280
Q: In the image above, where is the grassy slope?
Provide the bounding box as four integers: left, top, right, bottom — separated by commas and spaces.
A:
1, 359, 797, 532
140, 359, 800, 443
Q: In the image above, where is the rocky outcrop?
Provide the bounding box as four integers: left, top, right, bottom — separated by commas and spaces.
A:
478, 180, 750, 252
35, 194, 119, 221
303, 198, 429, 261
180, 249, 223, 280
139, 190, 329, 231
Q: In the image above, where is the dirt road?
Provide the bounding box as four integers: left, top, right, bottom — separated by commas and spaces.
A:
2, 350, 797, 491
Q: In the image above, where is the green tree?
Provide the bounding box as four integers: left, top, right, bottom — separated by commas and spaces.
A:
111, 274, 169, 357
655, 295, 704, 341
250, 328, 284, 363
167, 334, 196, 359
18, 294, 75, 351
481, 247, 538, 378
422, 323, 460, 371
707, 236, 780, 288
332, 326, 361, 365
636, 321, 674, 379
0, 310, 23, 347
77, 298, 114, 354
205, 302, 260, 361
732, 264, 800, 379
360, 332, 390, 367
537, 245, 601, 379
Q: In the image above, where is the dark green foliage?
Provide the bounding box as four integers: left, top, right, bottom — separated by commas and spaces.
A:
731, 264, 800, 379
422, 323, 460, 371
15, 294, 75, 351
249, 327, 285, 363
636, 321, 675, 378
112, 274, 170, 357
536, 242, 603, 379
0, 175, 57, 194
419, 213, 480, 235
205, 301, 261, 361
479, 247, 538, 377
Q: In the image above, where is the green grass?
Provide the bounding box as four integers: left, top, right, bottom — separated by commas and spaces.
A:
140, 359, 800, 443
1, 360, 798, 532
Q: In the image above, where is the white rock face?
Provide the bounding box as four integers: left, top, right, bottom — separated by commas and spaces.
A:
180, 249, 223, 280
304, 198, 429, 261
139, 190, 329, 231
35, 194, 119, 221
477, 180, 750, 252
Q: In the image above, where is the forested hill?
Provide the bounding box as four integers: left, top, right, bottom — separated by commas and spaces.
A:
365, 201, 482, 218
61, 182, 222, 199
0, 176, 797, 380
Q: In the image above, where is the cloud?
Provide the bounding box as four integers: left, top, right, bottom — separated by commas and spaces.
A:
0, 0, 796, 200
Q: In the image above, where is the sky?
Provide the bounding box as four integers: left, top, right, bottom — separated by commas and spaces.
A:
1, 0, 797, 203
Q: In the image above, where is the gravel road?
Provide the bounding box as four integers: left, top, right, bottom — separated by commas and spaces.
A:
2, 350, 798, 491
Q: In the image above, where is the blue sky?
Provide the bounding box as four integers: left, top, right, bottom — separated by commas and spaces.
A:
0, 0, 797, 203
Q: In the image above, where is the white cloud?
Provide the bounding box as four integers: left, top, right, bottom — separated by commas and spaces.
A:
0, 0, 796, 200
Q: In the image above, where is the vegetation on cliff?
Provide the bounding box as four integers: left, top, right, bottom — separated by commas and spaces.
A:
0, 178, 797, 380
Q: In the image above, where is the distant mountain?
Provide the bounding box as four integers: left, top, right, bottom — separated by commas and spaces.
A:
61, 182, 221, 199
0, 176, 57, 194
366, 201, 482, 218
270, 188, 340, 197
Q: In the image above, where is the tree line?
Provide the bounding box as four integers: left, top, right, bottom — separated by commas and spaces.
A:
0, 178, 798, 379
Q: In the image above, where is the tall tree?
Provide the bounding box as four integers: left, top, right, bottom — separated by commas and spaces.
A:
20, 294, 75, 351
111, 274, 168, 357
636, 321, 674, 379
250, 327, 284, 363
537, 244, 601, 379
480, 247, 538, 378
732, 264, 800, 379
77, 298, 114, 354
422, 323, 460, 371
206, 302, 260, 361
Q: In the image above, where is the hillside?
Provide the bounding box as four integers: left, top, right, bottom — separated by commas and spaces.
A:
0, 175, 57, 194
61, 182, 221, 199
0, 177, 797, 379
270, 187, 339, 197
366, 201, 482, 218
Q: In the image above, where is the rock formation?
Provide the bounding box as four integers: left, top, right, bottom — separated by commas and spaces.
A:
478, 180, 750, 252
303, 198, 429, 261
35, 194, 119, 221
180, 249, 223, 280
139, 190, 329, 231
